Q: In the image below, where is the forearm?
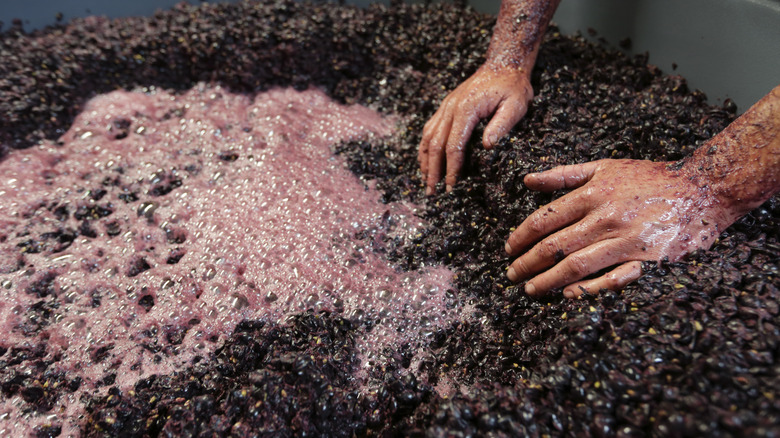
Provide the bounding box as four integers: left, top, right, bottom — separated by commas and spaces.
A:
681, 85, 780, 219
484, 0, 562, 72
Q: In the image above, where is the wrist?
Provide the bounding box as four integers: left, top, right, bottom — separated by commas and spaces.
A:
483, 37, 538, 75
676, 142, 769, 224
478, 60, 533, 84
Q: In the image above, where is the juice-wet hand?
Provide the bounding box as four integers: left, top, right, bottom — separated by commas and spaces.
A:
504, 159, 742, 298
418, 0, 562, 194
505, 84, 780, 298
418, 66, 533, 194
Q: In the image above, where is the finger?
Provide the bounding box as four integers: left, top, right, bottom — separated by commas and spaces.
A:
444, 112, 481, 191
482, 99, 528, 149
562, 261, 642, 298
425, 111, 454, 195
418, 134, 428, 174
419, 115, 440, 179
524, 161, 602, 192
505, 188, 594, 256
522, 237, 628, 297
506, 212, 615, 281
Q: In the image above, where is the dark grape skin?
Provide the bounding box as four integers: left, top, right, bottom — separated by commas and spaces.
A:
1, 0, 777, 436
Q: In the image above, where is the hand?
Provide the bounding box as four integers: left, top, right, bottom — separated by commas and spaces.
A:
504, 159, 740, 298
419, 65, 533, 194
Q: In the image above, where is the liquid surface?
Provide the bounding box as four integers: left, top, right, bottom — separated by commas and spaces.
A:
0, 85, 456, 434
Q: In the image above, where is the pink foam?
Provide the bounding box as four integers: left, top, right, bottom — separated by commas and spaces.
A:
0, 85, 458, 434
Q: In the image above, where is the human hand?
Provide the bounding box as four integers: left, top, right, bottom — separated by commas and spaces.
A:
504, 159, 741, 298
419, 65, 533, 194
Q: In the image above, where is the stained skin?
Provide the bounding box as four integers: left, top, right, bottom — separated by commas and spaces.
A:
418, 0, 561, 194
419, 0, 779, 297
506, 85, 780, 297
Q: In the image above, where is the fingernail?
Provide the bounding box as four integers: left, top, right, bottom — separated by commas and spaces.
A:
445, 184, 453, 192
525, 283, 536, 296
505, 242, 512, 254
563, 289, 574, 299
507, 267, 517, 282
426, 186, 433, 196
488, 134, 498, 146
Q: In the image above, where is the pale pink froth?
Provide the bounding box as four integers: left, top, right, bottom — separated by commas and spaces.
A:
0, 85, 457, 434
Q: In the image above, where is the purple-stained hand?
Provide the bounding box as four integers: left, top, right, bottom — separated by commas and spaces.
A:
505, 85, 780, 298
418, 66, 533, 194
505, 159, 734, 298
418, 0, 562, 194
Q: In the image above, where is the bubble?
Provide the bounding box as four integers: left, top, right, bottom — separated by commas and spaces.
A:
230, 293, 249, 310
137, 201, 159, 219
376, 288, 393, 301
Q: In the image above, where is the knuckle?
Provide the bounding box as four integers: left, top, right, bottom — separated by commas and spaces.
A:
511, 100, 527, 117
582, 186, 598, 199
508, 90, 525, 104
566, 254, 590, 278
511, 259, 529, 278
577, 165, 590, 181
540, 237, 563, 259
507, 232, 521, 248
422, 118, 438, 135
601, 208, 619, 224
443, 97, 458, 111
555, 167, 568, 184
526, 212, 547, 235
602, 202, 621, 220
428, 139, 443, 154
446, 142, 463, 155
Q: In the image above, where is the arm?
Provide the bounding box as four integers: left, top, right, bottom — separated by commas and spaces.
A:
682, 86, 779, 217
505, 85, 780, 298
419, 0, 562, 194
